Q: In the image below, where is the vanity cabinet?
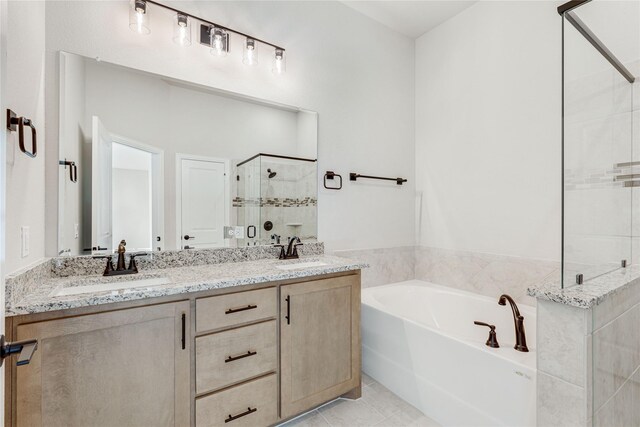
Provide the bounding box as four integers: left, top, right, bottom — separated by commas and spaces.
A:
6, 271, 361, 427
12, 301, 190, 427
280, 274, 361, 419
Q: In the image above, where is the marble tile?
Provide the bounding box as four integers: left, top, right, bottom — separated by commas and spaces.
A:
537, 300, 590, 386
317, 398, 386, 427
593, 368, 640, 427
537, 372, 588, 427
593, 277, 640, 330
333, 247, 414, 289
593, 303, 640, 411
416, 246, 558, 305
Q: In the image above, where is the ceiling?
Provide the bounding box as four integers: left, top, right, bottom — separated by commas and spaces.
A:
342, 1, 476, 39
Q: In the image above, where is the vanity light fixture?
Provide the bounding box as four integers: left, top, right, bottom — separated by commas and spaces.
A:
129, 0, 150, 35
243, 38, 258, 66
273, 49, 286, 75
173, 13, 191, 46
127, 1, 285, 73
209, 26, 229, 57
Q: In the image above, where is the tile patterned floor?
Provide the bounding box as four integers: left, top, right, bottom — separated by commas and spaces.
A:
279, 373, 441, 427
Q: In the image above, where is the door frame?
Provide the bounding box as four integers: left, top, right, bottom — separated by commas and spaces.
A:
175, 154, 230, 250
112, 134, 165, 251
0, 0, 7, 419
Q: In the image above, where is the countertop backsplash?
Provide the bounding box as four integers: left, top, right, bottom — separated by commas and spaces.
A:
6, 243, 325, 312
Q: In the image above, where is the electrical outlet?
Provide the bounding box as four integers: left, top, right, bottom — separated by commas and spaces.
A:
74, 223, 79, 239
223, 226, 235, 239
21, 226, 30, 258
234, 226, 245, 239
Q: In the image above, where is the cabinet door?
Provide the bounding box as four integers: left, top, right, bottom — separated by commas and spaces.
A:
280, 274, 361, 418
14, 302, 190, 427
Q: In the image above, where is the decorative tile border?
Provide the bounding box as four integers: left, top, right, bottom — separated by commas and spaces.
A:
232, 197, 317, 208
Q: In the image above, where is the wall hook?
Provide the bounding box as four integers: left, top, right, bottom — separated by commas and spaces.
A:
6, 109, 37, 158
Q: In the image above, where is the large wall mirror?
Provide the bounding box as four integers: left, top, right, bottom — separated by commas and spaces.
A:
58, 51, 318, 256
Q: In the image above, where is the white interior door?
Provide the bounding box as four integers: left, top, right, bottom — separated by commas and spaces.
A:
180, 159, 226, 249
91, 116, 113, 254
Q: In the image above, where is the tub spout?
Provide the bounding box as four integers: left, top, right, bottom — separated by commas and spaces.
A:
498, 294, 529, 352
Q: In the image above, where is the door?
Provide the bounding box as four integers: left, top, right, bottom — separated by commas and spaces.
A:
91, 116, 113, 254
14, 302, 190, 427
179, 158, 226, 249
280, 274, 361, 418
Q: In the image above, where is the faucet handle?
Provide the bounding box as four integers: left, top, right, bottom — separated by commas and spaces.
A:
274, 244, 286, 259
474, 321, 500, 348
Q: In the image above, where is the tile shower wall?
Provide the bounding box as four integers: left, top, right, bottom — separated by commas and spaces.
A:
415, 247, 559, 306
333, 247, 415, 289
334, 245, 557, 300
536, 278, 640, 426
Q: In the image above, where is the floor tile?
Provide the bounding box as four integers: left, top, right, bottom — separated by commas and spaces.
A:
361, 381, 416, 418
362, 373, 376, 386
318, 398, 386, 427
279, 410, 330, 427
375, 404, 441, 427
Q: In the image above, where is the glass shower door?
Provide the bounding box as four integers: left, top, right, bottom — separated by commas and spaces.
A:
562, 7, 634, 287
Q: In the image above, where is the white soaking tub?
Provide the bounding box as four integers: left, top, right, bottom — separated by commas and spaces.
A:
361, 280, 536, 427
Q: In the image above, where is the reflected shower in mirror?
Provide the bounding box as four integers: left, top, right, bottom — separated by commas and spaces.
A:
58, 51, 317, 256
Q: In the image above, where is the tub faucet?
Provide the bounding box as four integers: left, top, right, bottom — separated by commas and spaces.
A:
498, 294, 529, 352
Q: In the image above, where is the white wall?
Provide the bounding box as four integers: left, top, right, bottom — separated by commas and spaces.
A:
415, 1, 562, 261
41, 0, 416, 261
6, 1, 46, 273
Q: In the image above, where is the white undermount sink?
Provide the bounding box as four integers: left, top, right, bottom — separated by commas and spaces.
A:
53, 277, 172, 297
275, 261, 328, 270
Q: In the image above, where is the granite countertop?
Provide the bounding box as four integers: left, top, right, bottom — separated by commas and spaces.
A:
7, 255, 368, 316
527, 265, 640, 309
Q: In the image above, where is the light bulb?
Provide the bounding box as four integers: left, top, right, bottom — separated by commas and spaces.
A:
272, 49, 286, 74
210, 27, 228, 57
129, 0, 150, 35
243, 38, 258, 66
173, 13, 191, 46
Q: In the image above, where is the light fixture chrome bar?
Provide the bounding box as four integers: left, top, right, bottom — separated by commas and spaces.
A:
565, 11, 635, 84
144, 0, 285, 51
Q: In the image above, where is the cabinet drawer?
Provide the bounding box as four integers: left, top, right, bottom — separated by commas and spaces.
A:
196, 287, 277, 332
196, 374, 277, 427
196, 321, 277, 393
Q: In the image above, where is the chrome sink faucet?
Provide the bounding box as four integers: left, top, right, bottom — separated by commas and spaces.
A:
498, 294, 529, 352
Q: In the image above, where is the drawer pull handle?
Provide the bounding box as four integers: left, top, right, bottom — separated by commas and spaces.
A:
225, 304, 257, 314
225, 350, 257, 363
225, 407, 257, 423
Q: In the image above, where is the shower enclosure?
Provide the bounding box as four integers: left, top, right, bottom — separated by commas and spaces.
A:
235, 153, 317, 247
561, 0, 639, 288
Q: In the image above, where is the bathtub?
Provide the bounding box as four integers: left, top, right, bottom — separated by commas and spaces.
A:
362, 280, 536, 427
